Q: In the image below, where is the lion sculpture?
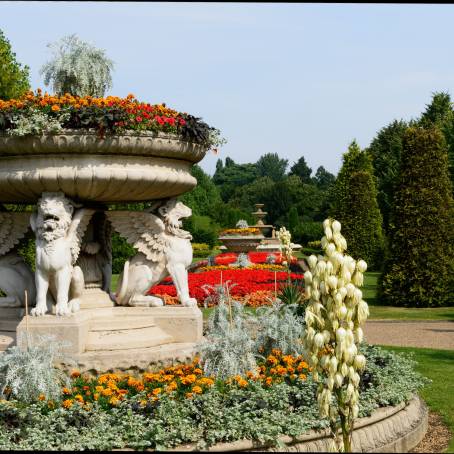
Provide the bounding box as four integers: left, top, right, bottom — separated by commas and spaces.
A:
107, 198, 197, 307
30, 192, 93, 316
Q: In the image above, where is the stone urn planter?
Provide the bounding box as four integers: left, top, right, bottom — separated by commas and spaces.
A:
0, 130, 207, 203
217, 234, 265, 253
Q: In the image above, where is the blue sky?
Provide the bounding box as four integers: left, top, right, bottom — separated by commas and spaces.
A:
1, 2, 454, 176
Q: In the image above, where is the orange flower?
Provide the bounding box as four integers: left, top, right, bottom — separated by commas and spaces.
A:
38, 394, 46, 401
152, 388, 162, 396
180, 374, 197, 385
51, 104, 60, 112
62, 399, 73, 409
62, 387, 72, 395
299, 373, 307, 380
70, 370, 81, 378
109, 396, 119, 406
192, 385, 203, 394
74, 394, 84, 403
185, 392, 193, 399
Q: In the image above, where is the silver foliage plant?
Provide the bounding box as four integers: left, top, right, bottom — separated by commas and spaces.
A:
199, 282, 306, 380
0, 334, 71, 402
40, 34, 114, 97
8, 108, 70, 136
198, 281, 257, 379
233, 252, 251, 268
254, 300, 305, 358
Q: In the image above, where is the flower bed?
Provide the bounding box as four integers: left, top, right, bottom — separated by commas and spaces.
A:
0, 90, 222, 147
215, 251, 298, 266
219, 228, 261, 236
0, 345, 427, 450
149, 269, 304, 306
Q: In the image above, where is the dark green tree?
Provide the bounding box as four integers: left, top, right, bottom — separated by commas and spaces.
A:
213, 160, 258, 202
380, 127, 454, 307
256, 153, 288, 182
288, 206, 299, 235
313, 166, 335, 190
418, 92, 454, 195
331, 140, 384, 269
180, 165, 222, 218
367, 120, 409, 233
289, 156, 312, 184
0, 30, 30, 100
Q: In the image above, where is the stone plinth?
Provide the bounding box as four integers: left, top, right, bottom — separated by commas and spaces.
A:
16, 306, 203, 372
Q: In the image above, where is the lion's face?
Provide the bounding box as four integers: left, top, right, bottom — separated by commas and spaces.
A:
36, 192, 73, 240
159, 200, 192, 228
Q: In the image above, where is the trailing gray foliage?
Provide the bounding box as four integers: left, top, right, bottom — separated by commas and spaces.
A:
0, 334, 71, 403
198, 282, 257, 379
40, 34, 114, 97
254, 300, 305, 357
8, 108, 70, 136
235, 219, 249, 228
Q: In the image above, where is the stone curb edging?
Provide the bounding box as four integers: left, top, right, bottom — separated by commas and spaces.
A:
164, 396, 427, 452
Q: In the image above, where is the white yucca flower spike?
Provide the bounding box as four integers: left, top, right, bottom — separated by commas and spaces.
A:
302, 218, 369, 452
307, 255, 318, 270
332, 220, 341, 234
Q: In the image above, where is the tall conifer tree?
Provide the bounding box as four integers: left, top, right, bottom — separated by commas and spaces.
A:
381, 127, 454, 307
331, 141, 384, 269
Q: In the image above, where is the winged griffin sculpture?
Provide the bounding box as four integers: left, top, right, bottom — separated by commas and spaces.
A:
107, 198, 198, 308
30, 192, 94, 316
0, 211, 36, 308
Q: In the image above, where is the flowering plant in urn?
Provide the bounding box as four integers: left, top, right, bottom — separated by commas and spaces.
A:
303, 218, 369, 452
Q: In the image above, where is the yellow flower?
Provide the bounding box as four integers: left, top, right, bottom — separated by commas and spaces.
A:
152, 388, 162, 396
62, 387, 72, 395
185, 392, 193, 399
101, 388, 113, 397
109, 396, 119, 406
74, 394, 84, 403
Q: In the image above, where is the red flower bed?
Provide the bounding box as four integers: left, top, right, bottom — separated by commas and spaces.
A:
215, 251, 297, 266
149, 269, 304, 306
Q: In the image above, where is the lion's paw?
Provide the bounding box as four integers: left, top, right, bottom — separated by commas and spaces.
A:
30, 305, 47, 317
182, 298, 198, 307
56, 303, 71, 317
69, 299, 80, 313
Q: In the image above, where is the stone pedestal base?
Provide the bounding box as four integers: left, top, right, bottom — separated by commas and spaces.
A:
15, 306, 203, 372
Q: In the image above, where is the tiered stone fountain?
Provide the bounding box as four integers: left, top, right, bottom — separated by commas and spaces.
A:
0, 131, 206, 371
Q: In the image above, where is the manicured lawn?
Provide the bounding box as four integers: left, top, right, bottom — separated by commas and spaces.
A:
382, 346, 454, 452
364, 272, 454, 321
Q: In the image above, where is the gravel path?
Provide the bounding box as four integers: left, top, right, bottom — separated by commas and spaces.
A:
364, 320, 454, 350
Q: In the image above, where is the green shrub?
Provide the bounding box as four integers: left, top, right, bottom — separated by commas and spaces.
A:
192, 243, 211, 257
381, 126, 454, 307
330, 141, 385, 270
111, 232, 135, 274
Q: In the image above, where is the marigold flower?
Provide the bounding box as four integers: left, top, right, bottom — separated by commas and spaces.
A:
192, 385, 203, 394
152, 388, 162, 396
185, 392, 193, 399
38, 394, 46, 401
74, 394, 84, 403
51, 104, 60, 112
62, 399, 73, 409
62, 387, 72, 395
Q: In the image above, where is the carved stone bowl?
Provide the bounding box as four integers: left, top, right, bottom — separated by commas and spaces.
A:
218, 235, 265, 253
0, 130, 208, 203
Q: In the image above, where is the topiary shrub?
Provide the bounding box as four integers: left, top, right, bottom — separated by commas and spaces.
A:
330, 141, 385, 270
381, 126, 454, 307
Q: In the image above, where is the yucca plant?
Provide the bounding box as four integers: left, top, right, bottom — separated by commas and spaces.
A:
277, 279, 307, 317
